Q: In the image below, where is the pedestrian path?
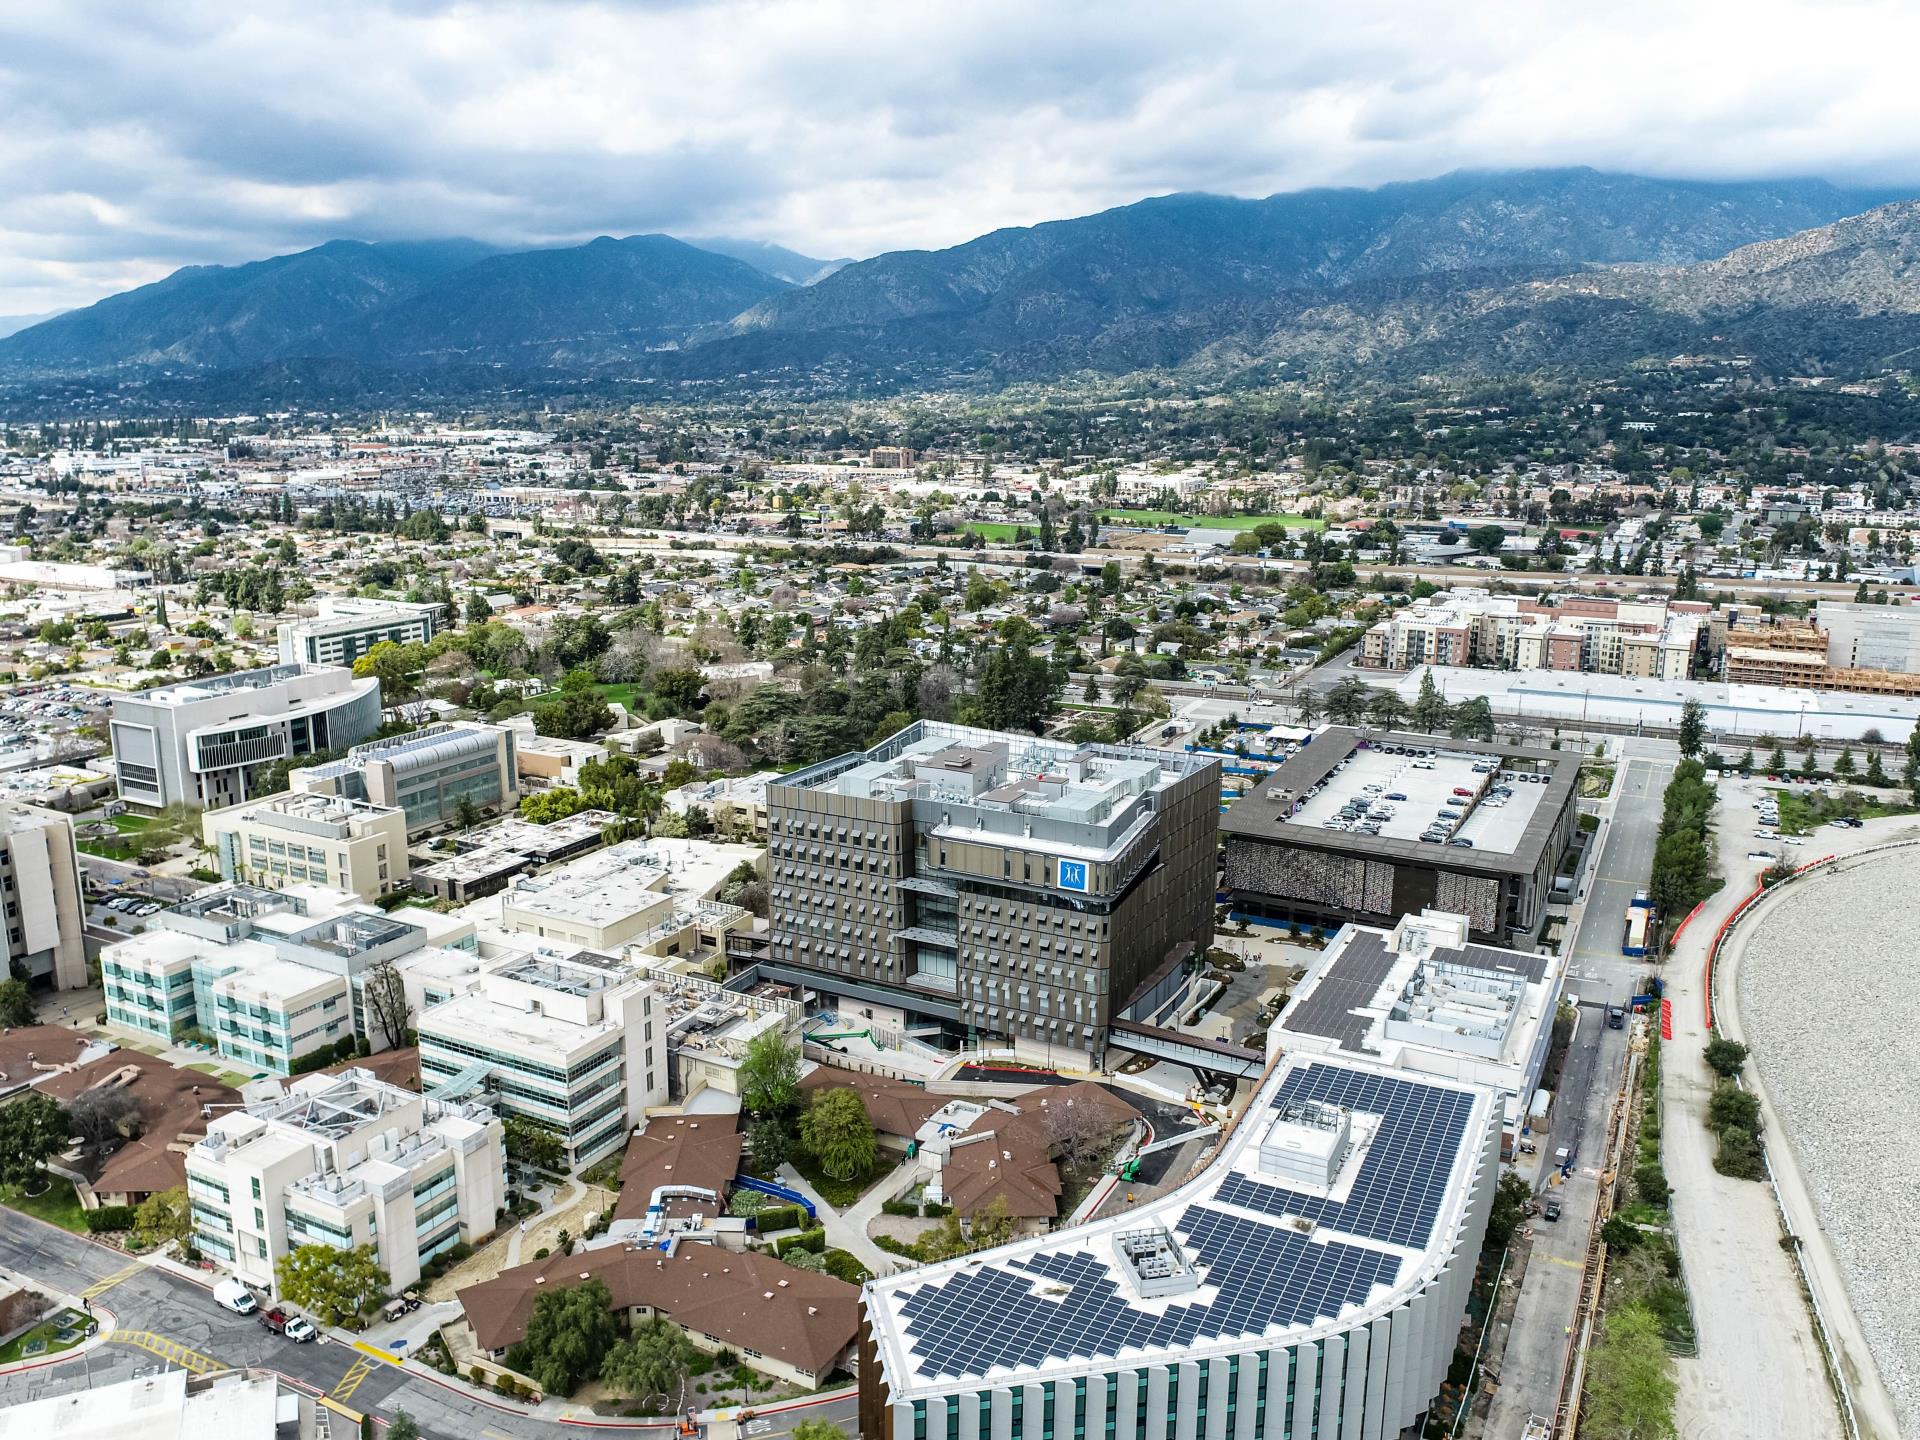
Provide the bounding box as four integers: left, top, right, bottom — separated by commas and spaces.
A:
79, 1259, 145, 1302
110, 1329, 222, 1374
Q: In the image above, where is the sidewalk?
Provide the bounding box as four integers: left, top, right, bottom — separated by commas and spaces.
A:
775, 1161, 916, 1275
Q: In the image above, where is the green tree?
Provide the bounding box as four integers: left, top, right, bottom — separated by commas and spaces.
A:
1583, 1305, 1677, 1440
1676, 698, 1706, 759
503, 1116, 568, 1173
1466, 524, 1507, 556
1834, 746, 1856, 777
386, 1413, 421, 1440
739, 1030, 802, 1117
1703, 1037, 1749, 1080
1366, 688, 1407, 730
1448, 695, 1495, 741
1866, 748, 1890, 787
794, 1421, 849, 1440
1707, 1086, 1761, 1137
537, 688, 615, 740
1485, 1169, 1534, 1248
353, 640, 431, 722
601, 1316, 696, 1408
1323, 677, 1371, 727
1410, 671, 1451, 733
274, 1243, 389, 1327
0, 976, 35, 1028
509, 1277, 620, 1396
799, 1088, 877, 1181
1292, 688, 1321, 726
747, 1115, 792, 1172
0, 1092, 67, 1187
132, 1187, 194, 1250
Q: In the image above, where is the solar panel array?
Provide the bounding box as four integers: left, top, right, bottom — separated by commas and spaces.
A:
896, 1216, 1399, 1380
889, 1063, 1476, 1382
1217, 1064, 1474, 1248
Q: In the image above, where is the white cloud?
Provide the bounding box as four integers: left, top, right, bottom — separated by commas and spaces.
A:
1, 0, 1917, 313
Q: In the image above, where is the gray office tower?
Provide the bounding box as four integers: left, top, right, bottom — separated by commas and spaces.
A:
764, 721, 1219, 1067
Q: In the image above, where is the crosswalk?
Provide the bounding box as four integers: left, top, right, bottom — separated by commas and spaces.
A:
110, 1329, 222, 1374
79, 1260, 146, 1301
331, 1355, 378, 1403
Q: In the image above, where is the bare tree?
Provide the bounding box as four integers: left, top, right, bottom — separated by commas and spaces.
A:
64, 1084, 144, 1143
1036, 1093, 1134, 1178
362, 959, 412, 1051
916, 665, 961, 722
685, 734, 746, 772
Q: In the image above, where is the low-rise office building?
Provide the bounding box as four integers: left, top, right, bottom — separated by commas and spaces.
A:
0, 802, 88, 990
276, 597, 441, 667
102, 885, 432, 1072
292, 721, 517, 836
1221, 728, 1579, 945
202, 791, 410, 900
498, 835, 763, 954
109, 663, 384, 810
186, 1067, 504, 1293
416, 948, 666, 1169
765, 721, 1219, 1068
860, 1052, 1501, 1440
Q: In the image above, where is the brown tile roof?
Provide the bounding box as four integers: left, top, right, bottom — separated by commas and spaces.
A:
941, 1082, 1142, 1222
458, 1242, 858, 1376
612, 1114, 744, 1223
25, 1031, 242, 1200
798, 1065, 941, 1139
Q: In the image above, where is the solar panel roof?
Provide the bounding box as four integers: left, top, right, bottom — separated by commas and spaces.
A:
876, 1058, 1484, 1389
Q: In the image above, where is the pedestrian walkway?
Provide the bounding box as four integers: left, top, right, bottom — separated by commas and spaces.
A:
79, 1259, 145, 1302
111, 1329, 222, 1374
774, 1162, 915, 1275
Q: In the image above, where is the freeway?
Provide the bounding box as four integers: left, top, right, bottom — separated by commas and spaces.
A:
0, 1208, 860, 1439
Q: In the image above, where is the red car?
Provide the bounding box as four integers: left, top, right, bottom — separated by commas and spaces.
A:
1451, 787, 1473, 797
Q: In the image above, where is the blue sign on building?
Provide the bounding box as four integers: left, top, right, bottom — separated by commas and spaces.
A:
1058, 859, 1089, 893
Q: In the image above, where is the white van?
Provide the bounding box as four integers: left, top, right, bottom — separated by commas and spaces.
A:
214, 1278, 257, 1314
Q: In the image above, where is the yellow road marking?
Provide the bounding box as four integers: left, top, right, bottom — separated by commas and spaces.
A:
110, 1329, 222, 1373
1542, 1254, 1585, 1269
81, 1260, 146, 1300
320, 1396, 365, 1426
331, 1356, 376, 1401
353, 1338, 402, 1364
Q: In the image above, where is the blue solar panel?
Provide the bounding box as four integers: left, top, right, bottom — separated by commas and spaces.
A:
1212, 1064, 1473, 1249
895, 1208, 1399, 1380
888, 1063, 1476, 1382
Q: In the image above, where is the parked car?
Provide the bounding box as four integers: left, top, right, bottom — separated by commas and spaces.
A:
1541, 1193, 1562, 1222
1607, 1004, 1626, 1030
1451, 787, 1473, 797
214, 1279, 257, 1315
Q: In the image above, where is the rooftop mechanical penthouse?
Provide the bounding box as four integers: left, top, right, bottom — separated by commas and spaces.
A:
764, 721, 1219, 1067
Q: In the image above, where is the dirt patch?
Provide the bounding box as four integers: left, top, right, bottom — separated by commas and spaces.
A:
867, 1214, 941, 1245
423, 1182, 617, 1301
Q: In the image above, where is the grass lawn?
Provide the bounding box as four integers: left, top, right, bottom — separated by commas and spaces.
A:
0, 1176, 89, 1233
528, 681, 645, 712
958, 521, 1028, 541
0, 1309, 93, 1365
77, 839, 135, 860
110, 814, 155, 835
1095, 510, 1323, 531
789, 1147, 897, 1210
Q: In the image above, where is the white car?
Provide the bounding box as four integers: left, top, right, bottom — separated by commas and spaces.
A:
214, 1278, 257, 1314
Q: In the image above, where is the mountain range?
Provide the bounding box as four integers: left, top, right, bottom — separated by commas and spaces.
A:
4, 168, 1918, 389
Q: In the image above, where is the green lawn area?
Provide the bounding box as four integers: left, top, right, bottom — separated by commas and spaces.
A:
788, 1147, 898, 1210
0, 1176, 89, 1233
0, 1309, 93, 1365
110, 814, 155, 835
1095, 510, 1323, 530
528, 681, 644, 712
958, 521, 1027, 541
78, 839, 135, 860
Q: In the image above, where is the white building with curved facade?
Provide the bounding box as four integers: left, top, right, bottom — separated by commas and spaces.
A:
860, 1052, 1501, 1440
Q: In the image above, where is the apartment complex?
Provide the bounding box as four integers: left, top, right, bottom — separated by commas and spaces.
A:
416, 949, 665, 1169
1360, 589, 1704, 680
186, 1068, 504, 1293
1723, 602, 1920, 696
0, 802, 88, 990
109, 663, 383, 810
102, 885, 427, 1072
292, 721, 518, 835
202, 791, 409, 900
860, 1053, 1501, 1440
276, 596, 441, 667
764, 721, 1219, 1068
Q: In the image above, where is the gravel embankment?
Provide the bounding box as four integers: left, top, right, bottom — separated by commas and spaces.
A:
1737, 852, 1920, 1433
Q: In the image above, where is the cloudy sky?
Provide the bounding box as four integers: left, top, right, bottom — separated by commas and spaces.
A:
3, 0, 1917, 316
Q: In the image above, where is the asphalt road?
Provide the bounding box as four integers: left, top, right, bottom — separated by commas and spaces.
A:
1483, 743, 1669, 1439
0, 1209, 860, 1439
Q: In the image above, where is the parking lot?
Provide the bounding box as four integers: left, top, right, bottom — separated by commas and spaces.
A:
1288, 739, 1551, 853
